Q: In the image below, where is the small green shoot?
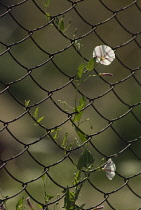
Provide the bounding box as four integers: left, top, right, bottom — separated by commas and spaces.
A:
25, 100, 30, 108
42, 174, 54, 207
44, 0, 50, 7
73, 171, 81, 186
33, 107, 45, 125
76, 63, 85, 79
46, 13, 51, 22
16, 197, 24, 210
33, 107, 39, 119
52, 128, 61, 139
37, 116, 45, 123
63, 187, 75, 210
63, 171, 85, 210
59, 18, 65, 31
61, 133, 68, 149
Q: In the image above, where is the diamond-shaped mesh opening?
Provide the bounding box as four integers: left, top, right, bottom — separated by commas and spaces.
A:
0, 0, 141, 210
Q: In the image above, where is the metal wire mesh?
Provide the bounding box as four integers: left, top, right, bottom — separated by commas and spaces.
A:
0, 0, 141, 209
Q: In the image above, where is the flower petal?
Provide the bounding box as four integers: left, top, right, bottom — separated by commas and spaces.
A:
106, 171, 115, 180
93, 46, 103, 58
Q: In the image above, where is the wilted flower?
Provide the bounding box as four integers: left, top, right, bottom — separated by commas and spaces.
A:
93, 45, 115, 65
26, 197, 34, 210
0, 204, 6, 210
103, 158, 116, 180
99, 73, 113, 77
94, 206, 104, 209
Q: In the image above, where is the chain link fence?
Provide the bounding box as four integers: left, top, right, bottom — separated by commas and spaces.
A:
0, 0, 141, 209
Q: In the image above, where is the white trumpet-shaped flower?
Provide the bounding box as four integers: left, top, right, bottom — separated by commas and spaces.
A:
93, 45, 115, 65
103, 158, 116, 180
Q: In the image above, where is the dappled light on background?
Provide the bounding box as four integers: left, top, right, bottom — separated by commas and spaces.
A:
0, 0, 141, 209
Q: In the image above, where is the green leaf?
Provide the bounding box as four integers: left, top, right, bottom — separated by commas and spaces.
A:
86, 58, 95, 71
77, 63, 85, 79
50, 129, 55, 133
77, 149, 94, 170
75, 128, 87, 143
73, 96, 86, 122
37, 116, 45, 123
44, 0, 50, 7
59, 18, 64, 31
33, 107, 39, 119
55, 17, 59, 25
38, 204, 43, 209
73, 111, 83, 122
16, 197, 24, 210
77, 96, 86, 112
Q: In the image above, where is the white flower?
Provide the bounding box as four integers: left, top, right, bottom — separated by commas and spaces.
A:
93, 45, 115, 65
103, 158, 116, 180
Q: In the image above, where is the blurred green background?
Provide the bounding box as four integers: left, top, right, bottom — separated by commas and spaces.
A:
0, 0, 141, 209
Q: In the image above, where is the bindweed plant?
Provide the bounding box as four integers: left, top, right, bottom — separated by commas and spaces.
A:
18, 44, 116, 210
1, 28, 116, 209
3, 2, 117, 209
